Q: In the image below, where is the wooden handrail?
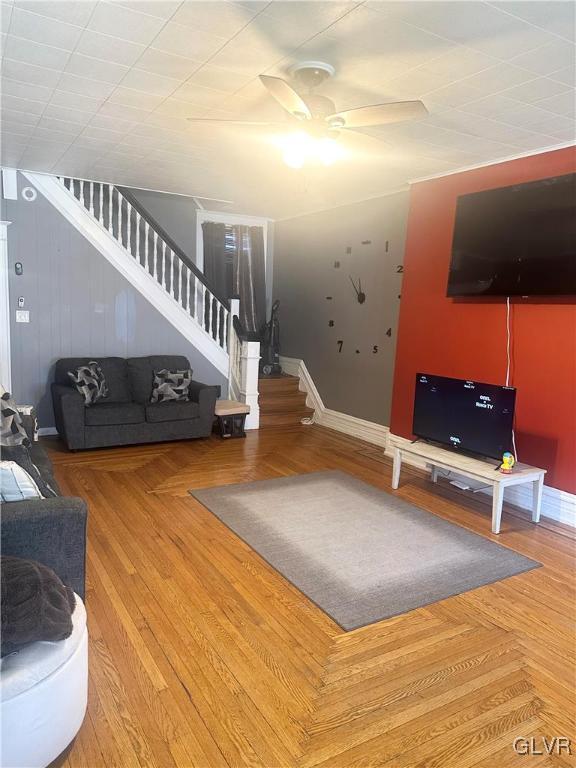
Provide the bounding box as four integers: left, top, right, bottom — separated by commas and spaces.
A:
117, 186, 230, 309
233, 315, 260, 342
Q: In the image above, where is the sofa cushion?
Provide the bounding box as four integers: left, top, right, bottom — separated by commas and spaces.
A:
84, 402, 144, 427
54, 358, 131, 403
127, 355, 191, 404
145, 401, 200, 423
28, 443, 61, 495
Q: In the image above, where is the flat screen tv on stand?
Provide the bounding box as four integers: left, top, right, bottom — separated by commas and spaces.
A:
412, 373, 516, 462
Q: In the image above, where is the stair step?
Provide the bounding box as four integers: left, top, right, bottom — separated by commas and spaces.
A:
259, 409, 314, 427
258, 375, 300, 393
259, 394, 309, 412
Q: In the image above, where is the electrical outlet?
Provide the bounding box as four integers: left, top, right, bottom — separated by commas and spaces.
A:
18, 297, 25, 308
16, 310, 30, 323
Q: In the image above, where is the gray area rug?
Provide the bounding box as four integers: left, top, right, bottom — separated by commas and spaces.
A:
190, 470, 540, 630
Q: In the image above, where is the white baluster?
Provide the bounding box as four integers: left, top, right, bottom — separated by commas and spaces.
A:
80, 180, 85, 208
118, 194, 123, 246
127, 202, 131, 254
170, 251, 175, 296
206, 290, 213, 337
223, 308, 229, 349
99, 183, 104, 224
185, 268, 190, 313
153, 232, 158, 281
178, 260, 183, 305
144, 222, 149, 272
161, 243, 167, 289
215, 303, 220, 345
108, 185, 114, 234
88, 182, 94, 215
136, 213, 141, 263
192, 275, 198, 321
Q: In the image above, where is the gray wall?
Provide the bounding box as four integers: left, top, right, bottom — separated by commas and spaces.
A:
3, 173, 226, 429
273, 192, 409, 426
128, 187, 199, 266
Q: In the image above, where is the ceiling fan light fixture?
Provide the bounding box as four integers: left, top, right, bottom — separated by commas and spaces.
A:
316, 137, 342, 166
277, 130, 344, 168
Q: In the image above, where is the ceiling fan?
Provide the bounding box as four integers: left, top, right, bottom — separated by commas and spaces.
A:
187, 62, 428, 167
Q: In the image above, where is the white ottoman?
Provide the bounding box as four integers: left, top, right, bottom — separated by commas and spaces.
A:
1, 595, 88, 768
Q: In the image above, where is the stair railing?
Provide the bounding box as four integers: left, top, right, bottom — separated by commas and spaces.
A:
228, 299, 260, 429
56, 177, 230, 351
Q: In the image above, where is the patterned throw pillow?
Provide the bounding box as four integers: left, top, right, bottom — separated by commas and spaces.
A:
151, 369, 193, 403
67, 361, 108, 406
0, 386, 31, 447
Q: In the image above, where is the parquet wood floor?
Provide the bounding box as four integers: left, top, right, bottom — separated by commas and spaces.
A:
45, 424, 575, 768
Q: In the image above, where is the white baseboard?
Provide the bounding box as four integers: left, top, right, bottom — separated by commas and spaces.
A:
279, 355, 388, 448
38, 427, 58, 436
386, 434, 576, 528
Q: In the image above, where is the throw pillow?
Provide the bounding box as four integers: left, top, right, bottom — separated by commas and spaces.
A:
0, 461, 44, 502
67, 360, 109, 406
151, 369, 193, 403
0, 386, 31, 447
1, 445, 57, 499
1, 556, 76, 657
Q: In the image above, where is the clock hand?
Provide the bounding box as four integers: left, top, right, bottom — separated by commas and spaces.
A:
349, 275, 359, 295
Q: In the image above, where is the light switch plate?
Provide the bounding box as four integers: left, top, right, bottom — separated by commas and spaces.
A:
16, 310, 30, 323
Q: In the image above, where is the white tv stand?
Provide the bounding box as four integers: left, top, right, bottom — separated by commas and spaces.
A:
391, 441, 546, 534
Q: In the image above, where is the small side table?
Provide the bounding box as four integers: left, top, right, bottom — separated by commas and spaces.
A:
215, 400, 250, 439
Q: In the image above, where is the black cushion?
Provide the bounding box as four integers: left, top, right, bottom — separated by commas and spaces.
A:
127, 355, 191, 404
85, 402, 145, 426
1, 556, 76, 657
145, 401, 200, 423
54, 358, 131, 403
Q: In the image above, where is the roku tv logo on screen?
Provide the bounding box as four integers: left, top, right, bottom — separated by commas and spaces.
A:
476, 395, 494, 410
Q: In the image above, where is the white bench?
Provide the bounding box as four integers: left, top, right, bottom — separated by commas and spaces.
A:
391, 441, 546, 534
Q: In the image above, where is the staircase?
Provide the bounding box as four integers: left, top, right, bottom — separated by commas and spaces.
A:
258, 374, 314, 427
22, 171, 260, 428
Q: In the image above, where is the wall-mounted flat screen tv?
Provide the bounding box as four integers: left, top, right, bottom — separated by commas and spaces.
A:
413, 373, 516, 460
447, 173, 576, 296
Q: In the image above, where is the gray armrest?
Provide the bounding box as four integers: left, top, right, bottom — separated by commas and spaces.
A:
1, 496, 88, 598
188, 381, 219, 421
51, 383, 86, 449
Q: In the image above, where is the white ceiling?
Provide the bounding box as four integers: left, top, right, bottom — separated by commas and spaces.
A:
1, 0, 574, 218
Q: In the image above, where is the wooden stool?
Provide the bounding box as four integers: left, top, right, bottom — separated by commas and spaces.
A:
214, 400, 250, 439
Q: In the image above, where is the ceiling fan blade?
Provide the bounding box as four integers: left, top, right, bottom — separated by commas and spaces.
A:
259, 75, 311, 120
186, 118, 287, 125
328, 100, 428, 128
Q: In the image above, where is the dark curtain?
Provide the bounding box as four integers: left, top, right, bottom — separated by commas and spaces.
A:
202, 221, 228, 298
232, 225, 266, 335
202, 221, 266, 336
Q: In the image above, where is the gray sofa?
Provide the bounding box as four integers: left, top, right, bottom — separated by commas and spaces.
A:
51, 355, 219, 451
1, 416, 87, 598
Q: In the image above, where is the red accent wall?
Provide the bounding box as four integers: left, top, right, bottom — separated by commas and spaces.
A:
390, 146, 576, 493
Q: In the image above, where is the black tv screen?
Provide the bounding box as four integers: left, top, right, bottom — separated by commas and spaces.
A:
448, 173, 576, 296
413, 373, 516, 460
